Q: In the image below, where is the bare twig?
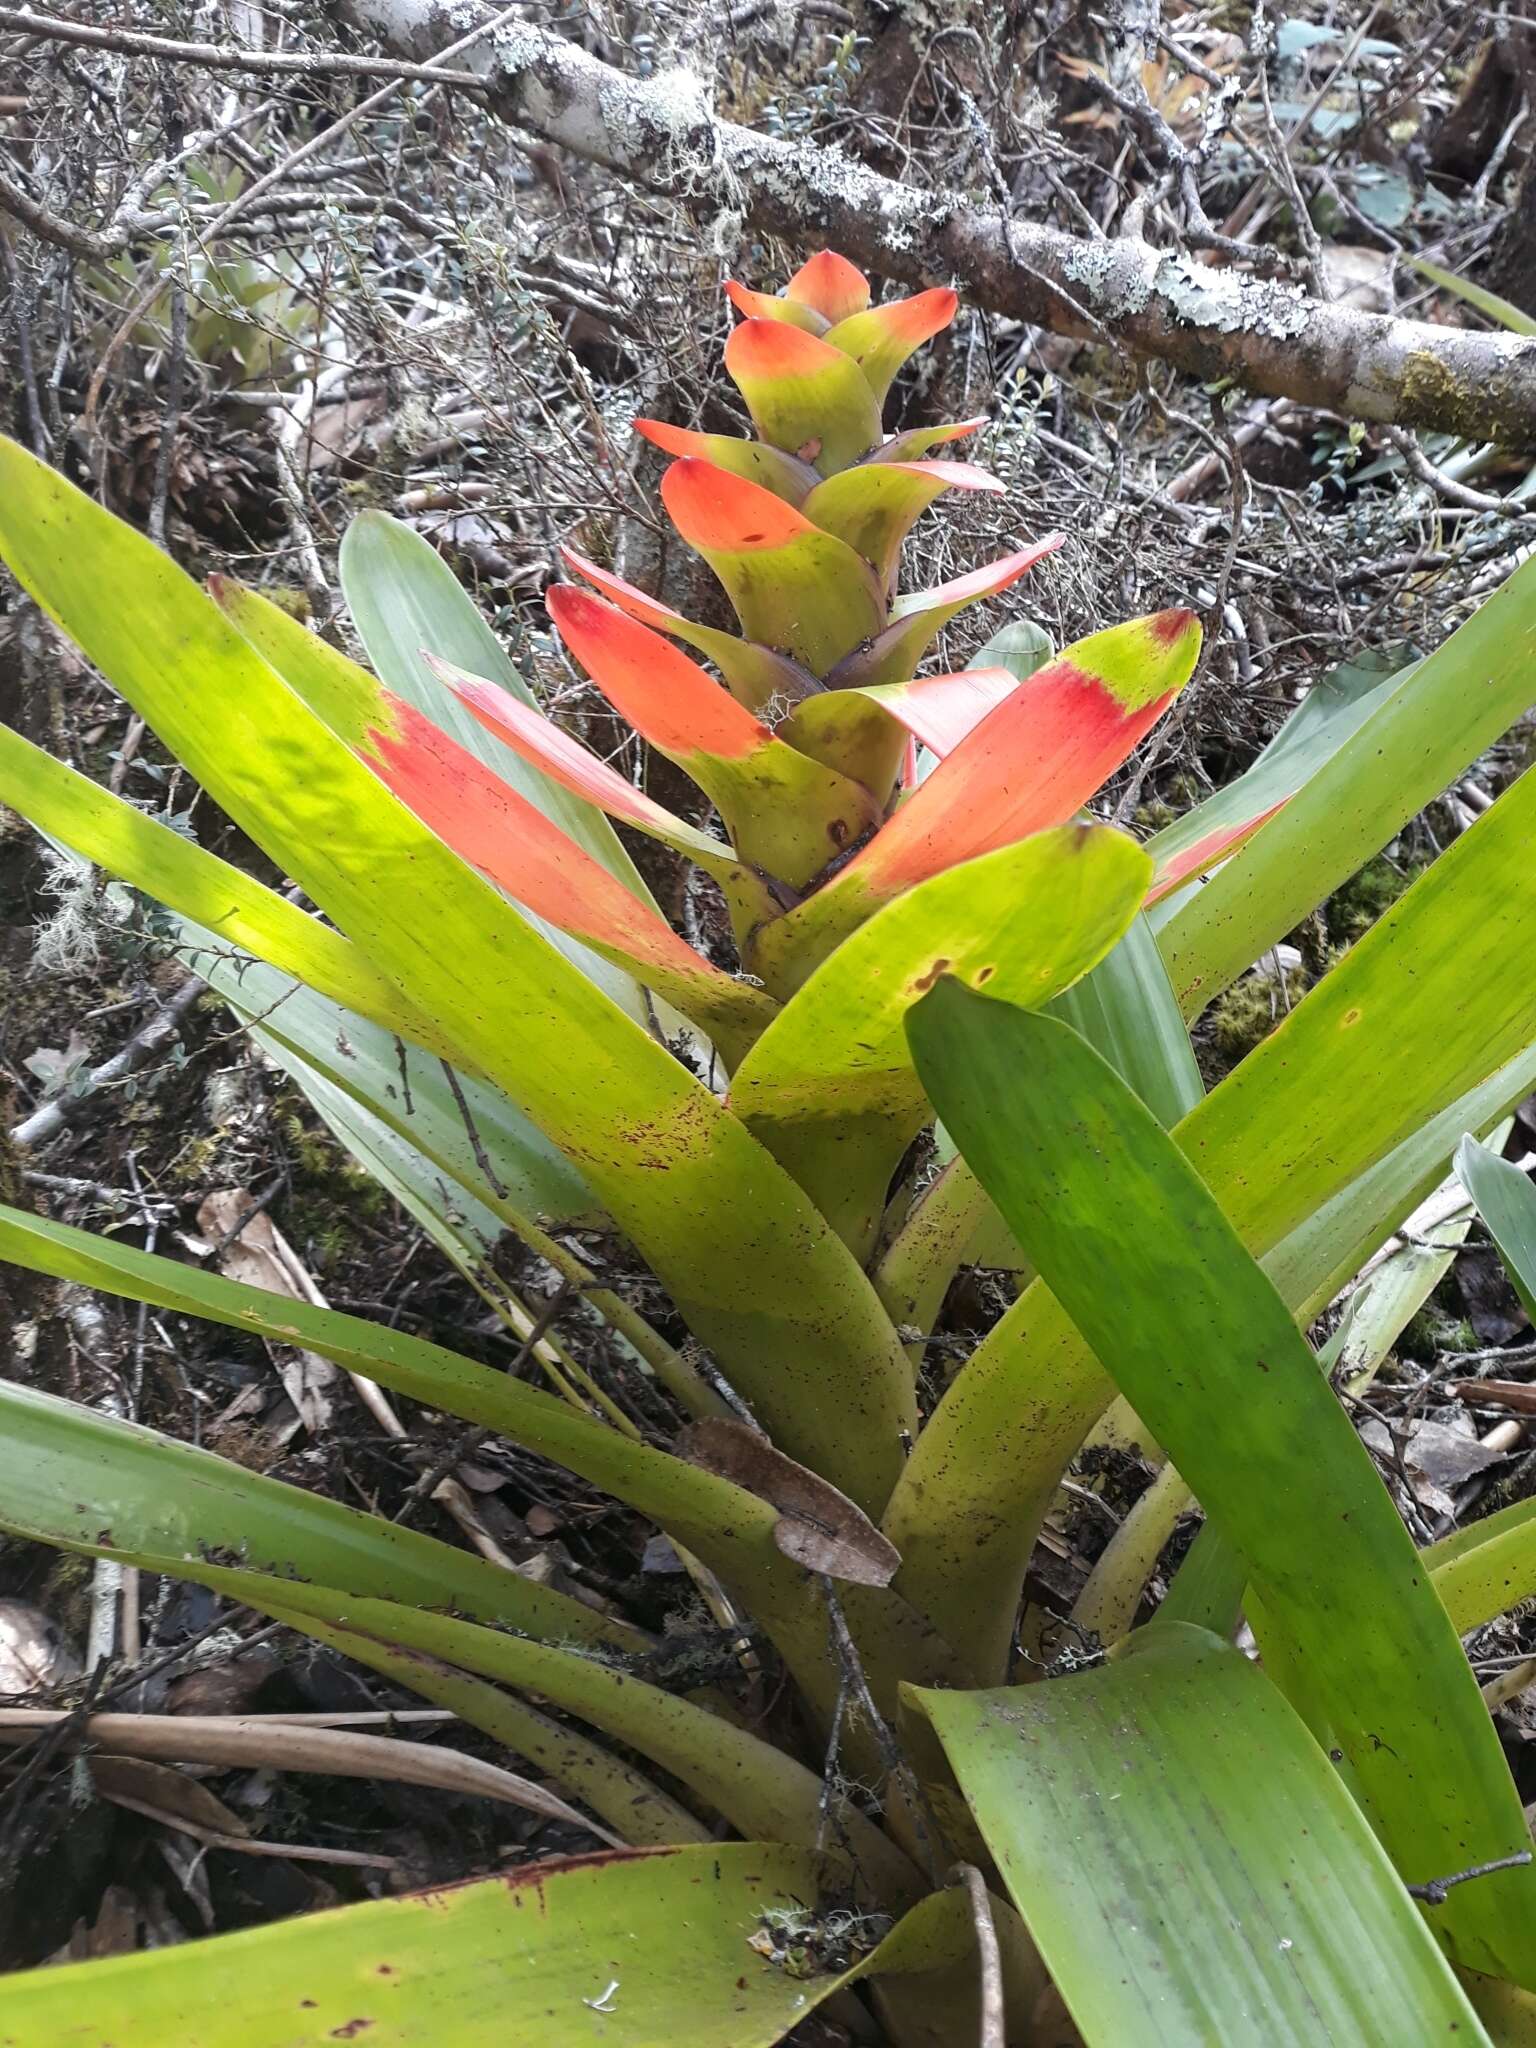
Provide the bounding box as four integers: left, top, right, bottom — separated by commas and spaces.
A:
399, 1281, 575, 1508
10, 976, 205, 1150
1407, 1851, 1533, 1907
0, 7, 485, 87
1482, 1658, 1536, 1712
1386, 426, 1536, 522
948, 1864, 1006, 2048
146, 279, 188, 549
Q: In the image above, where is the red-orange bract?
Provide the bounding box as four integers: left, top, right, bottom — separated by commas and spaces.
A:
360, 251, 1268, 1027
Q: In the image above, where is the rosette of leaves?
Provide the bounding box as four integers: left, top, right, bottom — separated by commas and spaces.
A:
2, 251, 1536, 2045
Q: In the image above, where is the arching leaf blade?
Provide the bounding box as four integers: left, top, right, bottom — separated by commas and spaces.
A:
909, 1624, 1491, 2047
907, 985, 1536, 1984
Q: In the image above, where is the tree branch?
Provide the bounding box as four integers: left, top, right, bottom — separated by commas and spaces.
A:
334, 0, 1536, 446
0, 6, 484, 87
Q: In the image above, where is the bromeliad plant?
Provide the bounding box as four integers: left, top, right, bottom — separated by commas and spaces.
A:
3, 249, 1536, 2044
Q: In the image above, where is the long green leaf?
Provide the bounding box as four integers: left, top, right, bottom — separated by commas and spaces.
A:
0, 1369, 630, 1650
909, 1623, 1491, 2046
264, 1613, 708, 1859
1144, 648, 1409, 880
0, 1842, 969, 2048
1409, 255, 1536, 337
878, 905, 1200, 1356
280, 1611, 708, 1849
0, 1201, 962, 1731
0, 1203, 804, 1636
195, 948, 723, 1423
1051, 910, 1204, 1127
97, 1556, 921, 1901
907, 985, 1536, 1983
338, 507, 661, 994
1458, 1134, 1536, 1322
887, 761, 1536, 1674
0, 438, 913, 1514
1429, 1500, 1536, 1635
1157, 554, 1536, 1017
187, 931, 600, 1235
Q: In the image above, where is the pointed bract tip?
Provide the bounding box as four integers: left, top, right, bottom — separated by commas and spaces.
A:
1063, 607, 1203, 714
545, 579, 607, 637
634, 418, 683, 452
1151, 606, 1200, 647
835, 286, 959, 347
725, 316, 841, 377
661, 456, 810, 551
920, 286, 960, 324
784, 250, 871, 324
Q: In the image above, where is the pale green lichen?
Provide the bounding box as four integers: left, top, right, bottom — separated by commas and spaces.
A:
1061, 238, 1151, 316
1150, 252, 1309, 337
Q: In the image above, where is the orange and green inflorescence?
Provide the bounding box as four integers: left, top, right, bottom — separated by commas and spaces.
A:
359, 248, 1208, 1027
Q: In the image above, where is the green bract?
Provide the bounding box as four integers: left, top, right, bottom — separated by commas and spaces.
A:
0, 248, 1534, 2047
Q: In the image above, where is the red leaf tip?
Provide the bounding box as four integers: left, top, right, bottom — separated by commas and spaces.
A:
1150, 606, 1200, 647
725, 317, 843, 381
660, 457, 811, 552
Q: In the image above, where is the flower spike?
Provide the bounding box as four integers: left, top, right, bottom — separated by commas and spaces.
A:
867, 418, 987, 464
559, 545, 819, 714
780, 667, 1024, 802
724, 278, 827, 333
826, 537, 1066, 692
800, 458, 1003, 590
363, 692, 776, 1065
753, 609, 1203, 994
633, 420, 817, 505
424, 651, 779, 945
824, 288, 960, 404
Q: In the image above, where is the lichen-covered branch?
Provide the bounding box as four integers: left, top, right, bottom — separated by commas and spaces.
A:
337, 0, 1536, 446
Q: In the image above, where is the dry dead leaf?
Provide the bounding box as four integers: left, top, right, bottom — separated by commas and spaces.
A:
678, 1419, 901, 1586
194, 1191, 338, 1435
190, 1191, 521, 1569
300, 393, 385, 472
1321, 244, 1393, 312
0, 1710, 623, 1844
1360, 1414, 1506, 1518
0, 1601, 81, 1694
90, 1754, 252, 1839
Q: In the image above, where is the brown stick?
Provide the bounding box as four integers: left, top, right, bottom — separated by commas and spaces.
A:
1448, 1379, 1536, 1416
